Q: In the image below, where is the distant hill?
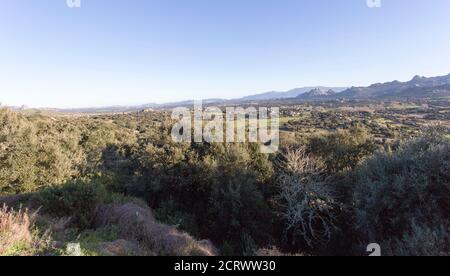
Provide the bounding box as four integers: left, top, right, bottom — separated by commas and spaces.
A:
238, 87, 347, 101
158, 98, 227, 108
296, 88, 336, 100
335, 74, 450, 99
51, 103, 160, 114
8, 74, 449, 114
395, 83, 450, 98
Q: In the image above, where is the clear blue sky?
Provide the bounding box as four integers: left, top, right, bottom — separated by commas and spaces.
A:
1, 0, 450, 108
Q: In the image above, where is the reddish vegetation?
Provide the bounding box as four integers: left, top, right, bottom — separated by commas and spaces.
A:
0, 206, 35, 255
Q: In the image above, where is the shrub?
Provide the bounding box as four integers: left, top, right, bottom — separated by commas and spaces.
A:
0, 109, 84, 195
309, 126, 377, 173
353, 135, 450, 256
34, 180, 109, 229
206, 171, 272, 254
387, 223, 449, 256
202, 144, 275, 255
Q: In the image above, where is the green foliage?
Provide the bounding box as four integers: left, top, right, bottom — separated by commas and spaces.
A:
206, 170, 272, 254
129, 142, 275, 254
388, 223, 449, 256
79, 119, 138, 173
154, 200, 199, 234
309, 126, 377, 173
34, 180, 110, 229
1, 108, 448, 256
75, 228, 120, 256
0, 109, 84, 194
353, 135, 450, 256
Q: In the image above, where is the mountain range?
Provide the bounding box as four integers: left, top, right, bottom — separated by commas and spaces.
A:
334, 74, 450, 100
296, 88, 337, 100
238, 87, 347, 101
159, 73, 450, 105
5, 74, 449, 113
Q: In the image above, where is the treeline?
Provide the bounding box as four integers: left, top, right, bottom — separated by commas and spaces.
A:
0, 108, 448, 256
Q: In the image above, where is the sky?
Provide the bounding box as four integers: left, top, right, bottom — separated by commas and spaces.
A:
1, 0, 450, 108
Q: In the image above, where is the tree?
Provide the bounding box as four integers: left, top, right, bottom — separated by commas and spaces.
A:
277, 147, 337, 249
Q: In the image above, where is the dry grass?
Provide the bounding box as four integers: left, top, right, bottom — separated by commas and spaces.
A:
0, 205, 36, 255
0, 205, 53, 256
95, 203, 217, 256
256, 247, 307, 256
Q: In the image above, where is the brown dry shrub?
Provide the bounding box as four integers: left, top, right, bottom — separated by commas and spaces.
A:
256, 247, 307, 256
95, 203, 217, 256
0, 205, 39, 255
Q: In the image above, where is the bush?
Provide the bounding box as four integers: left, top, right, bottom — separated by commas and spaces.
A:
34, 180, 109, 229
206, 171, 272, 255
309, 126, 377, 173
387, 223, 449, 256
202, 144, 275, 255
353, 135, 450, 256
0, 109, 84, 195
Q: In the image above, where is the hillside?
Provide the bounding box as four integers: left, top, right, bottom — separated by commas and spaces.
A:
296, 88, 336, 100
238, 87, 346, 101
335, 74, 450, 99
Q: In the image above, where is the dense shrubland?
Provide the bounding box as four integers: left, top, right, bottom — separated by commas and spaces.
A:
353, 133, 450, 255
0, 108, 448, 256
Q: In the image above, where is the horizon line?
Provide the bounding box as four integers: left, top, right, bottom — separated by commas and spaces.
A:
2, 72, 449, 110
